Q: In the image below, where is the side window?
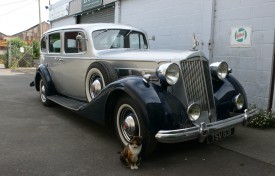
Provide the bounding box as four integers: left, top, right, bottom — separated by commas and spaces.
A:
129, 33, 147, 49
64, 31, 87, 53
41, 36, 47, 52
111, 34, 124, 48
49, 33, 60, 53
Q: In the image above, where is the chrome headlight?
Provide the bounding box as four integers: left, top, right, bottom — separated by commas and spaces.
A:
233, 93, 244, 110
187, 103, 201, 121
157, 63, 180, 85
210, 61, 228, 80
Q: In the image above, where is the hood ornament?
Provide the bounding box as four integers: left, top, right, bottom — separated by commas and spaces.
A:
192, 33, 200, 50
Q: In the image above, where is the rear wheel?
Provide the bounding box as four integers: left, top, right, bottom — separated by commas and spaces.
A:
85, 62, 118, 102
114, 96, 157, 156
39, 78, 52, 106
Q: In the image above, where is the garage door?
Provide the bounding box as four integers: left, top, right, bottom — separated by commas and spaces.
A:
79, 6, 115, 24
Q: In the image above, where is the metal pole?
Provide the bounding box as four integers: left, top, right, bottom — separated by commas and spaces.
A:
267, 29, 275, 111
38, 0, 42, 39
8, 42, 11, 68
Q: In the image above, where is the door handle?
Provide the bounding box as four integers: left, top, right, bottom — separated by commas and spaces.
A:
55, 58, 64, 61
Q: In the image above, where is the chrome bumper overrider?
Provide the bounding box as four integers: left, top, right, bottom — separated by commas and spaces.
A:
155, 108, 257, 143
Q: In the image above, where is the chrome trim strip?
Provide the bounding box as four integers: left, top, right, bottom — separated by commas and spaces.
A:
155, 108, 257, 143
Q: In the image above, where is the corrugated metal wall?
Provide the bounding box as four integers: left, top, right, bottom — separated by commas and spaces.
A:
79, 6, 115, 24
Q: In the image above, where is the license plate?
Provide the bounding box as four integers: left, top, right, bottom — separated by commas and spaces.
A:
207, 128, 234, 143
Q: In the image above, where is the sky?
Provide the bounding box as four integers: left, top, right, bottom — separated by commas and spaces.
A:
0, 0, 60, 36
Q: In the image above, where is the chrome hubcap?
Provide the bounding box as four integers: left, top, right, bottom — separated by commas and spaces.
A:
122, 115, 136, 139
90, 79, 102, 98
118, 104, 140, 143
40, 81, 46, 102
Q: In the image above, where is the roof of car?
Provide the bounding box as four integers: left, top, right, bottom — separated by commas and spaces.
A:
44, 23, 145, 34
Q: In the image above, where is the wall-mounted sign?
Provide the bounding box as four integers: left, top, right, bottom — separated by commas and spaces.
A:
49, 3, 69, 21
230, 26, 252, 47
82, 0, 103, 11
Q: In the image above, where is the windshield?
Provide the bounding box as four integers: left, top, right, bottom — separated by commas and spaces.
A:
92, 29, 148, 50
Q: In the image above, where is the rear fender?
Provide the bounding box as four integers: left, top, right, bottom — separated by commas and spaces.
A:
34, 64, 56, 95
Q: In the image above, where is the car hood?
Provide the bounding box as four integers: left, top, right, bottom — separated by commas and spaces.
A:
95, 49, 206, 63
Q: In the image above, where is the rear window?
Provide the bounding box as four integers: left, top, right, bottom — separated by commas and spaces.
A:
49, 33, 60, 53
41, 36, 47, 52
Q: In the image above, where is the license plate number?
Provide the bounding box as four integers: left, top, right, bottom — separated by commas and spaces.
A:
208, 128, 234, 143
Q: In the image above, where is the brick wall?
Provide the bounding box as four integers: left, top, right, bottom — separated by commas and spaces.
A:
212, 0, 275, 108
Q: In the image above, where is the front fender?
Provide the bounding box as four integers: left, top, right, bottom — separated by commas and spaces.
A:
79, 76, 188, 133
108, 77, 189, 133
213, 74, 248, 120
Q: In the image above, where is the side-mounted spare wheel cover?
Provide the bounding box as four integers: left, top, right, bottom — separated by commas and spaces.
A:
85, 61, 118, 102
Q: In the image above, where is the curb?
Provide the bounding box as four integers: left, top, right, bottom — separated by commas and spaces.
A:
11, 67, 36, 74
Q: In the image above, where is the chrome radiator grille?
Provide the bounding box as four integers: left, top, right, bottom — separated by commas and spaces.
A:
181, 58, 215, 112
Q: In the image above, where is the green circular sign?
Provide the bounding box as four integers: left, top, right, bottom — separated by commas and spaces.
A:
234, 28, 247, 42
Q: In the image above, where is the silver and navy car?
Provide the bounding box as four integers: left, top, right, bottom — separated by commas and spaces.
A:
30, 23, 257, 155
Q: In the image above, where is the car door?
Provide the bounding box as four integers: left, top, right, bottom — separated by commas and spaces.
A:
52, 30, 89, 101
46, 32, 66, 94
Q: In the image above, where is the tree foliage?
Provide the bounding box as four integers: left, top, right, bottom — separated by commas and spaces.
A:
9, 38, 26, 60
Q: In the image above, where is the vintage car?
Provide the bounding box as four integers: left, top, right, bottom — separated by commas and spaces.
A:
30, 23, 257, 155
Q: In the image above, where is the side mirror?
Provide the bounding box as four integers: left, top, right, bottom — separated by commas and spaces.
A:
149, 35, 156, 41
76, 33, 87, 41
76, 34, 82, 40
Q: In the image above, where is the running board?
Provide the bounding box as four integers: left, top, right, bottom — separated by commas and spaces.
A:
48, 95, 87, 111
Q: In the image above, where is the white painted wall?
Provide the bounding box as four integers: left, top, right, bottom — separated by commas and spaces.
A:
120, 0, 212, 55
51, 16, 76, 28
212, 0, 275, 109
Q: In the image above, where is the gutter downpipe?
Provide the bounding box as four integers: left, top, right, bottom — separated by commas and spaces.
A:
267, 29, 275, 111
115, 0, 121, 23
208, 0, 216, 63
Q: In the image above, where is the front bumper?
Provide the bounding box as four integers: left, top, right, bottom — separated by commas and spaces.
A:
155, 108, 257, 143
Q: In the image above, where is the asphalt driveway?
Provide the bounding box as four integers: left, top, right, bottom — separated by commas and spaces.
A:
0, 69, 275, 176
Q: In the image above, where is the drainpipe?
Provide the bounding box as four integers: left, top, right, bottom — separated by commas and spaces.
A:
267, 29, 275, 111
115, 0, 121, 23
208, 0, 216, 63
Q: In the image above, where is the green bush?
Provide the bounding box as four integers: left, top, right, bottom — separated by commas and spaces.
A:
249, 109, 275, 129
32, 39, 40, 60
0, 54, 7, 67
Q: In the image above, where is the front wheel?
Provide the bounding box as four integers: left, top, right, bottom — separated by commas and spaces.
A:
114, 96, 157, 156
